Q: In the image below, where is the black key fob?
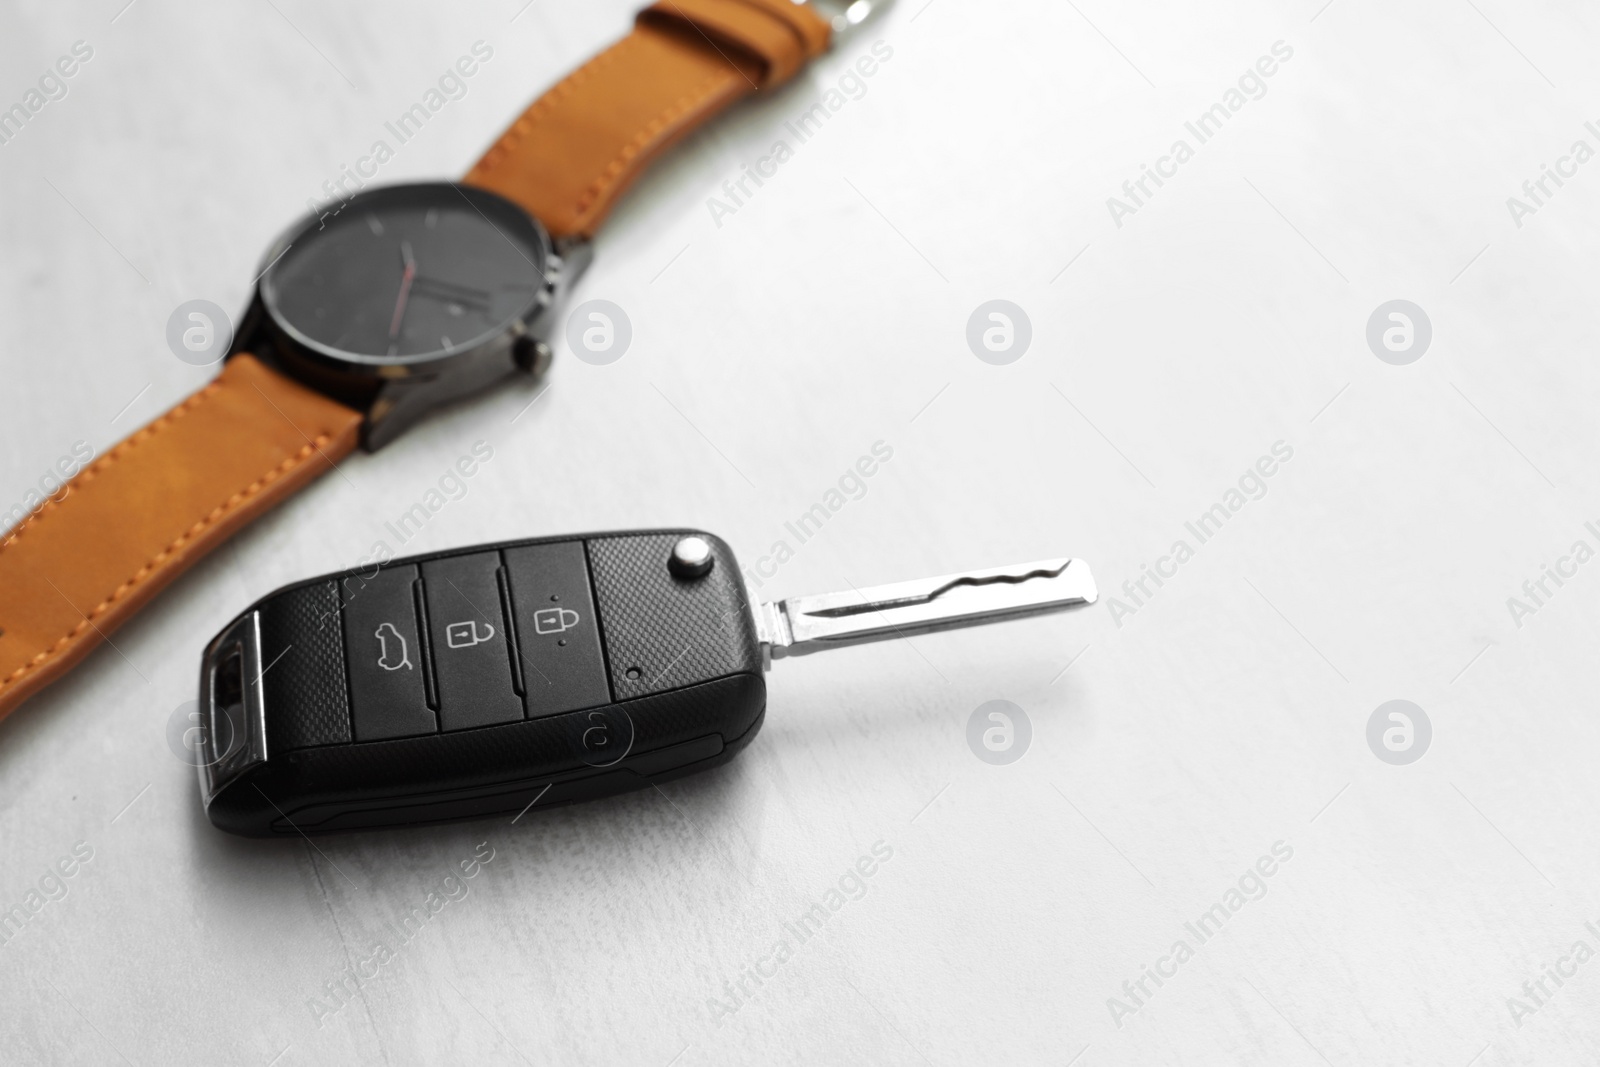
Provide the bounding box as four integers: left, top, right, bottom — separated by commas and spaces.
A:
197, 530, 763, 836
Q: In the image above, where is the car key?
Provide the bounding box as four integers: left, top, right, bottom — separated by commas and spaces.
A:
195, 530, 1096, 836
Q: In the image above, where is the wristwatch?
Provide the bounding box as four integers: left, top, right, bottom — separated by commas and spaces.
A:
0, 0, 883, 721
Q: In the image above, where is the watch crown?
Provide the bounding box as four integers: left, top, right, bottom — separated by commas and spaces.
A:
514, 336, 553, 377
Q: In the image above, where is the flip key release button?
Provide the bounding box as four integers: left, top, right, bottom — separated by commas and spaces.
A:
502, 541, 611, 718
340, 563, 437, 741
421, 553, 524, 731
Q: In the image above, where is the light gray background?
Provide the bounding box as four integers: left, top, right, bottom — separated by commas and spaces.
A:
1, 0, 1597, 1064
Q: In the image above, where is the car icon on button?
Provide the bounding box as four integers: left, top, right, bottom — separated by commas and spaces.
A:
375, 622, 412, 671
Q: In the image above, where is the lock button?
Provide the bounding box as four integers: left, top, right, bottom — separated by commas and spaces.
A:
502, 541, 612, 718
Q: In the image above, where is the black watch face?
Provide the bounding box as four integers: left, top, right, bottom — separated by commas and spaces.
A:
260, 183, 551, 366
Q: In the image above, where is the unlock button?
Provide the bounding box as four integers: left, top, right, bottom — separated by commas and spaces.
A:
446, 619, 496, 648
421, 553, 524, 731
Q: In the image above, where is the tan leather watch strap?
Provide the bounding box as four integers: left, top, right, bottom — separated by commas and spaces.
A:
0, 355, 361, 721
464, 0, 831, 239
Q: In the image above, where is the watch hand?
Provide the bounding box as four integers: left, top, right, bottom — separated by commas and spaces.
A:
388, 240, 417, 342
410, 275, 493, 313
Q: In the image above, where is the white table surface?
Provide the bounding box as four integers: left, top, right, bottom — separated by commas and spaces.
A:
4, 1, 1600, 1064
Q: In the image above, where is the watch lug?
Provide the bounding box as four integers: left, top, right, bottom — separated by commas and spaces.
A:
362, 374, 453, 451
360, 325, 531, 452
552, 237, 594, 290
228, 293, 269, 360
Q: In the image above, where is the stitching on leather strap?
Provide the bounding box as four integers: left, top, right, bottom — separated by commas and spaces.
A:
0, 379, 225, 554
472, 33, 641, 178
567, 67, 737, 226
0, 434, 334, 694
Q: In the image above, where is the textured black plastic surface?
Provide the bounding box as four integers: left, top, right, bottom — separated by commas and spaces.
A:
587, 532, 761, 699
202, 529, 766, 836
258, 581, 351, 753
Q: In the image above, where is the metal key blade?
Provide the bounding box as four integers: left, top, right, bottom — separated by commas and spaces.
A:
754, 557, 1097, 661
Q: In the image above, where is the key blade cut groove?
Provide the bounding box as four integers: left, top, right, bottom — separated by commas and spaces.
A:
761, 558, 1097, 659
801, 561, 1072, 620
